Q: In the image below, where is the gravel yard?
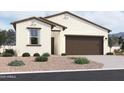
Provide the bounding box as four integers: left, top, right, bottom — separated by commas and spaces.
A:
0, 56, 103, 73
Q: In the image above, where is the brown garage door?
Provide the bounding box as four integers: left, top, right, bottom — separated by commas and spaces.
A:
66, 36, 103, 55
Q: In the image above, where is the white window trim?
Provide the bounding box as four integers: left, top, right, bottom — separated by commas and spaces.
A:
29, 28, 40, 45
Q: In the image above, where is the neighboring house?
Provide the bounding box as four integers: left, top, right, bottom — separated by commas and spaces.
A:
11, 11, 111, 56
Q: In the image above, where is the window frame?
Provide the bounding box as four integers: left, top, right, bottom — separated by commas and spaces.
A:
29, 28, 40, 45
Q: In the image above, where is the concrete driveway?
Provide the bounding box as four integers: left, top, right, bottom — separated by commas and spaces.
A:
68, 55, 124, 69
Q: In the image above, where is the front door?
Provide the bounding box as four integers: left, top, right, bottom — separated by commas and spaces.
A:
51, 37, 54, 54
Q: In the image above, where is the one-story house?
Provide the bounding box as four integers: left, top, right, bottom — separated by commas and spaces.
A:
11, 11, 111, 56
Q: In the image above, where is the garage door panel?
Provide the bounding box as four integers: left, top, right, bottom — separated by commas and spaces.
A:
66, 36, 103, 55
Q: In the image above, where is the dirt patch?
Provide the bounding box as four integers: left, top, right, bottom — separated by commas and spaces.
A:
0, 56, 103, 73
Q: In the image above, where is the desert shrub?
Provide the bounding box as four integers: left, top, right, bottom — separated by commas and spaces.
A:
114, 49, 123, 55
35, 56, 48, 62
33, 53, 40, 57
74, 57, 90, 64
121, 50, 124, 52
106, 52, 114, 55
1, 49, 15, 57
114, 49, 121, 53
5, 49, 15, 56
22, 52, 30, 57
8, 60, 25, 66
2, 52, 13, 57
61, 53, 66, 56
42, 53, 50, 57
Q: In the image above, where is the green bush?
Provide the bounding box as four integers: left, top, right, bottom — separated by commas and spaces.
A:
74, 58, 90, 64
114, 49, 121, 53
8, 60, 25, 66
114, 49, 123, 55
106, 52, 114, 55
33, 53, 40, 57
0, 52, 1, 56
35, 56, 48, 62
22, 52, 30, 57
42, 53, 50, 57
61, 53, 66, 56
5, 49, 15, 56
2, 52, 13, 57
1, 49, 15, 57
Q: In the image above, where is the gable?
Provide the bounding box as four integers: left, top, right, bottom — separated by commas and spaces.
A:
16, 18, 52, 31
11, 16, 67, 30
15, 19, 53, 37
45, 11, 111, 33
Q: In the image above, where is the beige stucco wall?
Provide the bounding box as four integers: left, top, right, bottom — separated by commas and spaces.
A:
48, 13, 110, 55
51, 26, 63, 55
51, 32, 60, 54
16, 19, 51, 56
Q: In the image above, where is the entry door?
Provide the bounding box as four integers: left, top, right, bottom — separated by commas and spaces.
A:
51, 37, 54, 54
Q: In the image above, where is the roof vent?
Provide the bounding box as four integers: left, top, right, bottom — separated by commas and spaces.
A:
63, 14, 69, 20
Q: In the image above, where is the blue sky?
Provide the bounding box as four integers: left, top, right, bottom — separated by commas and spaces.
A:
0, 11, 124, 34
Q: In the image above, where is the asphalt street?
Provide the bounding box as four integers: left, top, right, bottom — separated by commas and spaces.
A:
0, 69, 124, 81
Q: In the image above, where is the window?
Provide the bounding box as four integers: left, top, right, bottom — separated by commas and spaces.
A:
29, 29, 39, 44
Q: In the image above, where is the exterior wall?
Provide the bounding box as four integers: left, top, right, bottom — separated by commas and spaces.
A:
51, 26, 63, 55
51, 32, 60, 54
16, 19, 51, 56
47, 13, 109, 55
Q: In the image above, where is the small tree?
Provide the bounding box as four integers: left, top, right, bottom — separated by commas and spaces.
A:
108, 37, 114, 52
0, 29, 15, 52
118, 36, 123, 45
0, 31, 6, 52
121, 42, 124, 51
5, 29, 16, 46
0, 30, 7, 47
